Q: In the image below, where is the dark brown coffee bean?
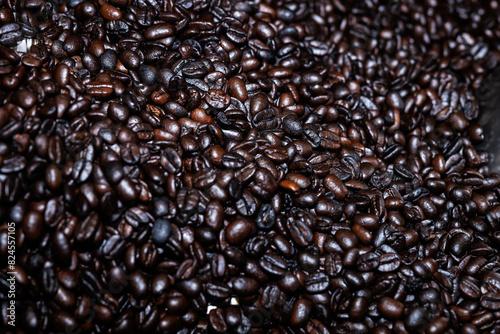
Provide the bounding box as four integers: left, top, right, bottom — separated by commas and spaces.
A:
0, 23, 22, 46
255, 203, 276, 229
305, 273, 329, 293
378, 253, 401, 272
41, 266, 59, 296
378, 297, 404, 319
357, 252, 380, 271
480, 292, 500, 310
145, 23, 175, 39
45, 164, 62, 190
324, 174, 348, 199
51, 310, 77, 332
206, 281, 231, 300
229, 276, 259, 296
23, 211, 43, 241
287, 216, 313, 247
290, 298, 312, 326
353, 213, 379, 230
225, 217, 254, 244
235, 190, 258, 216
228, 77, 248, 101
100, 3, 122, 20
75, 212, 103, 246
282, 113, 303, 136
259, 254, 287, 277
52, 231, 71, 266
209, 307, 227, 333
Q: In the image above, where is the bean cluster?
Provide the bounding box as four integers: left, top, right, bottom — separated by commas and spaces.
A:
1, 0, 500, 333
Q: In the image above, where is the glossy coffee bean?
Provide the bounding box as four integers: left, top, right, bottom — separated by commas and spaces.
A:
5, 1, 500, 332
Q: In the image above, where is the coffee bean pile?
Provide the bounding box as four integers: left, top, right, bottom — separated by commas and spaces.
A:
2, 0, 500, 333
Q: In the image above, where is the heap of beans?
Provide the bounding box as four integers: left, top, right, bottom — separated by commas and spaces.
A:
2, 0, 500, 333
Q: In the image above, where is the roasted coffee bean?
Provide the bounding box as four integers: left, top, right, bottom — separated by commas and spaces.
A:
315, 198, 343, 221
152, 218, 171, 244
100, 3, 122, 20
378, 253, 401, 272
209, 307, 227, 333
480, 292, 500, 310
405, 307, 429, 333
255, 203, 276, 229
206, 281, 231, 300
0, 23, 22, 46
51, 311, 77, 332
259, 254, 287, 277
287, 216, 313, 247
100, 50, 118, 71
145, 23, 175, 39
305, 272, 329, 293
129, 271, 148, 299
228, 77, 248, 101
225, 217, 254, 245
324, 174, 348, 199
378, 297, 404, 319
335, 229, 358, 250
23, 210, 43, 241
52, 231, 71, 266
282, 113, 303, 136
290, 298, 312, 326
41, 266, 59, 297
138, 64, 157, 86
357, 252, 380, 271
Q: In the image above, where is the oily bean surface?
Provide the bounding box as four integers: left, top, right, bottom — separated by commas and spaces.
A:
2, 0, 500, 333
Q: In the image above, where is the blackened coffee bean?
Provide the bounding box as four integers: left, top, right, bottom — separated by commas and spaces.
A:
480, 292, 500, 310
100, 50, 118, 71
51, 311, 77, 332
41, 266, 59, 297
206, 281, 231, 300
405, 307, 429, 333
138, 64, 157, 86
104, 160, 124, 184
282, 113, 303, 136
255, 203, 276, 229
152, 219, 171, 244
108, 102, 129, 122
75, 1, 98, 20
335, 229, 358, 250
